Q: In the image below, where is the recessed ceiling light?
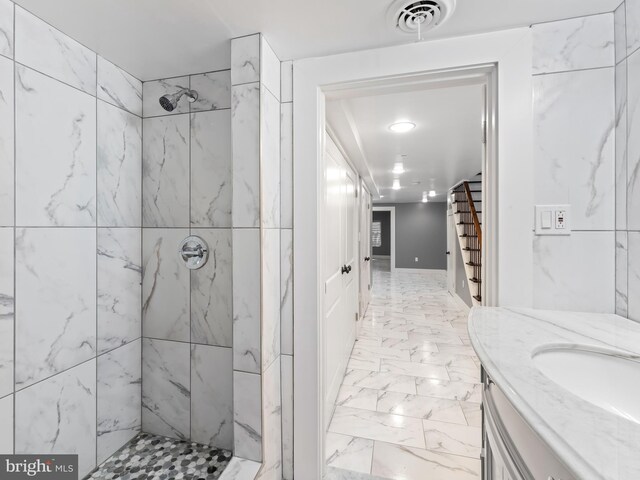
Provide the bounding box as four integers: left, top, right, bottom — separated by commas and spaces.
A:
392, 179, 401, 190
392, 162, 405, 174
428, 190, 436, 197
389, 121, 416, 133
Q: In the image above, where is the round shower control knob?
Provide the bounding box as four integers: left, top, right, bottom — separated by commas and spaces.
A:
179, 236, 209, 270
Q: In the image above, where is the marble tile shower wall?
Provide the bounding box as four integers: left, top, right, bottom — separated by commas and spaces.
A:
532, 13, 617, 313
230, 34, 286, 479
139, 68, 234, 451
0, 1, 143, 477
229, 34, 295, 480
614, 0, 640, 323
280, 60, 294, 480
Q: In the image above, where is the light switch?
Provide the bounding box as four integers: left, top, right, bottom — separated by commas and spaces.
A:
535, 205, 571, 235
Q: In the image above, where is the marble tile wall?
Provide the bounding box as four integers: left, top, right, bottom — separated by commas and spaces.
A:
0, 3, 144, 476
616, 0, 640, 323
280, 59, 294, 480
140, 65, 234, 452
231, 34, 288, 475
532, 13, 617, 313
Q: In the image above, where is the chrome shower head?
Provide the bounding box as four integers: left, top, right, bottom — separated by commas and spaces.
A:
159, 88, 198, 112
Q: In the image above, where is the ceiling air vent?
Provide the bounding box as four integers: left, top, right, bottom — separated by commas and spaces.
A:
388, 0, 456, 35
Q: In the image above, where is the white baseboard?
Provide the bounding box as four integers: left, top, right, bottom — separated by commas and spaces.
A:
451, 292, 472, 312
394, 268, 446, 273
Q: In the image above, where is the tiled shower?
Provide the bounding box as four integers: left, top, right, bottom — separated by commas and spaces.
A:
0, 1, 293, 478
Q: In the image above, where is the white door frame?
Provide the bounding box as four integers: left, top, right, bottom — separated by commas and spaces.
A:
292, 28, 533, 479
372, 206, 396, 272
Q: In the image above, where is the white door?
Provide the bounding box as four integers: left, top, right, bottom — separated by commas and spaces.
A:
447, 211, 456, 294
323, 134, 358, 427
359, 181, 371, 317
343, 165, 358, 327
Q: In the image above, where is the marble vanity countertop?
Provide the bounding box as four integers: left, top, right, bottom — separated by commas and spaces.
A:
468, 307, 640, 480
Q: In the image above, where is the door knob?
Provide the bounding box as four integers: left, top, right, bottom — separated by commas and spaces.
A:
341, 265, 348, 274
347, 265, 352, 273
446, 251, 451, 255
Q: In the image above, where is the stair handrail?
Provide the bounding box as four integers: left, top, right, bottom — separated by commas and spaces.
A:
463, 181, 482, 249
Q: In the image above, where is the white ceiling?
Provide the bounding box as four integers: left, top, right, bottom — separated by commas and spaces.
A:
13, 0, 620, 81
327, 84, 484, 203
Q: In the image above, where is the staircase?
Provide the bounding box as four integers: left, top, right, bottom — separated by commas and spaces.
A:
451, 176, 482, 305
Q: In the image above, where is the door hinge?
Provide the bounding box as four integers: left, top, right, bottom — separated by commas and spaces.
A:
355, 312, 359, 321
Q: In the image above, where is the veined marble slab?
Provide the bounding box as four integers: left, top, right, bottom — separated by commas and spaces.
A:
190, 110, 232, 227
0, 0, 12, 59
97, 101, 142, 227
329, 406, 425, 449
97, 56, 142, 116
15, 228, 96, 387
0, 55, 13, 226
97, 339, 141, 464
97, 228, 141, 354
371, 441, 480, 480
141, 338, 190, 440
0, 395, 12, 454
377, 391, 467, 425
532, 14, 614, 74
15, 6, 96, 94
15, 65, 96, 226
326, 433, 373, 475
15, 360, 97, 477
0, 228, 13, 398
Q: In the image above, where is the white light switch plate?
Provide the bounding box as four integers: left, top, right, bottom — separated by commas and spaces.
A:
535, 205, 571, 235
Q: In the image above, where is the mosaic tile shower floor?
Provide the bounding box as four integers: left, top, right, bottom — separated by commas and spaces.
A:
87, 433, 232, 480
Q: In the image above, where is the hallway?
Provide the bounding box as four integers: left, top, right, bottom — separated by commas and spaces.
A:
326, 263, 482, 479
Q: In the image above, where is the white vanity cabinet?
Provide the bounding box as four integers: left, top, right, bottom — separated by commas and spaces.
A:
481, 369, 577, 480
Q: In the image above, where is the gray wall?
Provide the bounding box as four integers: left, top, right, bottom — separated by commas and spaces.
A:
376, 203, 447, 269
372, 211, 391, 256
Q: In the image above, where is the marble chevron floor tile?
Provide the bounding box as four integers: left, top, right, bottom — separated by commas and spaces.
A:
347, 357, 381, 372
336, 386, 379, 411
342, 369, 416, 395
416, 378, 482, 403
376, 391, 468, 425
351, 345, 411, 361
329, 407, 426, 449
422, 420, 482, 458
379, 337, 439, 353
326, 433, 374, 474
354, 337, 383, 347
380, 359, 450, 380
371, 441, 480, 480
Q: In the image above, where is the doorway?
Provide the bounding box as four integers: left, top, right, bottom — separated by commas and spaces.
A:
321, 69, 486, 477
292, 29, 534, 480
371, 207, 395, 273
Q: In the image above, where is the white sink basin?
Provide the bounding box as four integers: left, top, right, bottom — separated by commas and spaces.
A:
532, 345, 640, 424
